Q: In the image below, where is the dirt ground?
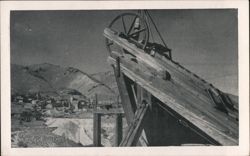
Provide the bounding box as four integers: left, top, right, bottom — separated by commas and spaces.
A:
11, 118, 82, 147
11, 112, 128, 147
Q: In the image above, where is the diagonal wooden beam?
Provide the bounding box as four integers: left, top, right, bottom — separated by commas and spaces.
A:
104, 28, 224, 104
120, 103, 149, 146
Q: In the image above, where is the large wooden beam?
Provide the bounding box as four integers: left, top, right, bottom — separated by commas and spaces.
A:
93, 94, 101, 147
108, 55, 238, 145
112, 64, 136, 123
104, 28, 166, 72
93, 113, 101, 146
115, 114, 123, 146
104, 28, 233, 108
104, 28, 209, 89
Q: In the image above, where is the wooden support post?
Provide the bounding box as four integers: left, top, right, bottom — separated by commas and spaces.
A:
93, 94, 101, 147
112, 65, 136, 123
146, 90, 152, 110
116, 57, 121, 77
115, 113, 123, 146
136, 84, 142, 106
93, 113, 101, 147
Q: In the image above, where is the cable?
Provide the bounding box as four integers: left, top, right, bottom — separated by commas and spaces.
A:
144, 11, 155, 43
145, 10, 169, 48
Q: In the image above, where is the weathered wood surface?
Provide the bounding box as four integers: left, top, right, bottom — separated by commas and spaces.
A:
93, 113, 101, 146
104, 28, 238, 110
112, 61, 149, 146
115, 114, 123, 146
112, 64, 136, 123
93, 94, 102, 146
104, 28, 238, 145
108, 55, 238, 145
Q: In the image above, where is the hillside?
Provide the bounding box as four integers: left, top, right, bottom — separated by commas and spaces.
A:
11, 64, 53, 94
11, 63, 117, 97
91, 71, 118, 93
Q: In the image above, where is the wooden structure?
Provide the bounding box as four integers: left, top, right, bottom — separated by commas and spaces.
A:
103, 21, 238, 146
93, 94, 124, 146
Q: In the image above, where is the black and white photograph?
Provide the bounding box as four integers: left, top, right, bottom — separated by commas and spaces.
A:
1, 1, 249, 156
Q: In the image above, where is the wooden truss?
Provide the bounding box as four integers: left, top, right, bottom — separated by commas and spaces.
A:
104, 28, 238, 146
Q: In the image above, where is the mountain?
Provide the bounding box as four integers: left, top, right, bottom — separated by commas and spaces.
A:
11, 64, 53, 94
91, 71, 118, 94
11, 63, 117, 97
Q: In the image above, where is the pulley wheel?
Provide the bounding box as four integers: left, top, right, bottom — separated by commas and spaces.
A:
105, 13, 149, 53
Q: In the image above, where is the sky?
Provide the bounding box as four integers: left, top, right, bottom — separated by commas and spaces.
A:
10, 9, 238, 95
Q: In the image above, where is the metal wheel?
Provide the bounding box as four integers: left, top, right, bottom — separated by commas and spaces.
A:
105, 13, 149, 53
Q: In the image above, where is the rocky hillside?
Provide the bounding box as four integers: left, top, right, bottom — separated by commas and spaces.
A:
91, 71, 118, 94
11, 63, 117, 97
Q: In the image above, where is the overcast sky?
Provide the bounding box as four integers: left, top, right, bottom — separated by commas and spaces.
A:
10, 9, 238, 95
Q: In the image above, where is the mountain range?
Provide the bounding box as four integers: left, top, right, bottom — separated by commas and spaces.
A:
11, 63, 117, 98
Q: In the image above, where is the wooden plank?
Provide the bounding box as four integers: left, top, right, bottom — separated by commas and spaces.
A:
104, 28, 165, 72
110, 53, 238, 131
115, 114, 123, 146
104, 29, 211, 104
104, 28, 238, 109
136, 84, 142, 107
116, 57, 121, 77
111, 51, 238, 123
108, 55, 238, 145
105, 28, 210, 91
112, 65, 135, 123
131, 84, 139, 106
93, 113, 101, 146
153, 53, 213, 103
93, 94, 101, 146
110, 50, 212, 107
154, 52, 212, 91
109, 49, 238, 128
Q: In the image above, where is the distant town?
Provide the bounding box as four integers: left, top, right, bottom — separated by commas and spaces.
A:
11, 91, 121, 121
